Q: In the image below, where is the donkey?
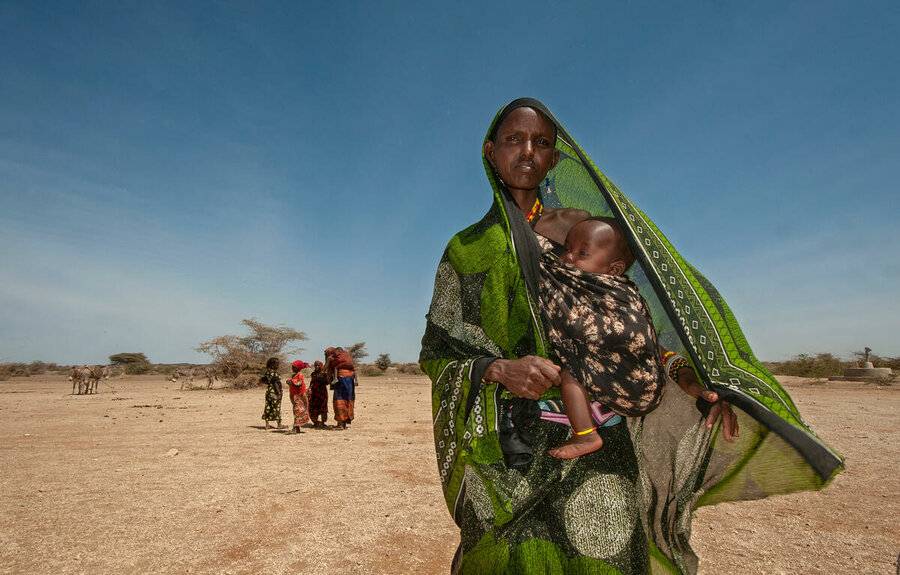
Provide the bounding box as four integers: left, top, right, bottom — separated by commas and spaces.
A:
173, 366, 217, 390
69, 366, 90, 395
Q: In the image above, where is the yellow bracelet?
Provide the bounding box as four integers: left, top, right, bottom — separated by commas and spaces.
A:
574, 427, 597, 436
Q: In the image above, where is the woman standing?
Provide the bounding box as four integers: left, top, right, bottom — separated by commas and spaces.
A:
287, 360, 310, 433
308, 360, 330, 427
420, 99, 841, 574
324, 347, 356, 430
260, 357, 282, 430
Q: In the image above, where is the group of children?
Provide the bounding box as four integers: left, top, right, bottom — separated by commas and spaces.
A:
260, 357, 332, 433
260, 346, 358, 433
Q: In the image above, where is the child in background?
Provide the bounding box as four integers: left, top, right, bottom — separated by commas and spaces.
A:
308, 360, 330, 427
260, 357, 283, 430
287, 360, 310, 434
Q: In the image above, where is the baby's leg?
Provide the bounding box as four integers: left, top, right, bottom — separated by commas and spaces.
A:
549, 371, 604, 459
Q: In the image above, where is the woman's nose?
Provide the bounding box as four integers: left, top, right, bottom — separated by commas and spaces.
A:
521, 140, 534, 158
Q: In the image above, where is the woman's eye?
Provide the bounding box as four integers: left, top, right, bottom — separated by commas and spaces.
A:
580, 251, 589, 256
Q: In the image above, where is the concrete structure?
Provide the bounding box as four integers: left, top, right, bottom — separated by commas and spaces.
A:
829, 361, 893, 382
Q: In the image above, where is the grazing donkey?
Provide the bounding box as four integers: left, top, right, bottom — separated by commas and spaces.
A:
68, 365, 109, 394
69, 366, 90, 395
85, 365, 111, 394
172, 366, 217, 390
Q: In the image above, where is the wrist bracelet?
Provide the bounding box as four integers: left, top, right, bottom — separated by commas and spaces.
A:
668, 357, 691, 383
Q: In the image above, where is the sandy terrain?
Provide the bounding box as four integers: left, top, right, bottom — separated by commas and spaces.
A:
0, 373, 897, 574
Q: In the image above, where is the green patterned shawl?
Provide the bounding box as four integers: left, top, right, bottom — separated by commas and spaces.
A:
420, 98, 842, 574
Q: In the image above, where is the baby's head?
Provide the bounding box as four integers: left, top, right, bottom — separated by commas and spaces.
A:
560, 217, 635, 276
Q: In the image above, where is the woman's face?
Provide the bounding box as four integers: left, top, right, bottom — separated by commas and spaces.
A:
484, 107, 559, 194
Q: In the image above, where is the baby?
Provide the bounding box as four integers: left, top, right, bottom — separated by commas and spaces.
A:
539, 217, 666, 459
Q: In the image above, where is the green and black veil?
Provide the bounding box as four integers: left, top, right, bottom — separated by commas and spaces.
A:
494, 98, 842, 484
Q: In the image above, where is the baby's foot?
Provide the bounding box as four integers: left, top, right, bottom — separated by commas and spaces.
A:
549, 431, 603, 459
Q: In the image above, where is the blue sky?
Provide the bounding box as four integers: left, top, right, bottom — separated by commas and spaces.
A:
1, 1, 897, 365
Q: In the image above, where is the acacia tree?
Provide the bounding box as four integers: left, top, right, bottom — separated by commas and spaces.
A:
346, 342, 368, 363
109, 352, 151, 375
196, 318, 308, 388
109, 352, 149, 364
375, 353, 391, 371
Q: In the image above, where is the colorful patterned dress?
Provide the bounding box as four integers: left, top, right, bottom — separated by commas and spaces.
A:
332, 372, 356, 424
260, 369, 282, 423
288, 372, 310, 427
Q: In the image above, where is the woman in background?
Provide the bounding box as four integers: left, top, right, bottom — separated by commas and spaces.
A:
324, 347, 357, 430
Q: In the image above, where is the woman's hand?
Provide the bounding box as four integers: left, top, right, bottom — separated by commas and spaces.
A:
675, 373, 739, 442
483, 356, 562, 400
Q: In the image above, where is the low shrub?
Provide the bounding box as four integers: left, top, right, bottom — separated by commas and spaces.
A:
768, 353, 847, 378
396, 363, 423, 375
124, 362, 152, 375
358, 365, 384, 377
0, 362, 53, 380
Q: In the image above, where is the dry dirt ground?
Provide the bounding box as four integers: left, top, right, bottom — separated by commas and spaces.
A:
0, 374, 897, 574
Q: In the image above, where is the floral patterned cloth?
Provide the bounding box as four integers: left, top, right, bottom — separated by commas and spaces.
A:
538, 252, 666, 417
260, 369, 282, 422
290, 389, 310, 427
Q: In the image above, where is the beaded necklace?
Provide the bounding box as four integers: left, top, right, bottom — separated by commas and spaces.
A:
525, 196, 543, 224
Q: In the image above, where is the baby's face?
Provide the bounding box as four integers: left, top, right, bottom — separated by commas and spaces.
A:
561, 221, 623, 275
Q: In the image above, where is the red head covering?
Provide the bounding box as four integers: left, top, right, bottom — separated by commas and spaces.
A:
324, 347, 336, 357
292, 360, 309, 371
314, 360, 324, 367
